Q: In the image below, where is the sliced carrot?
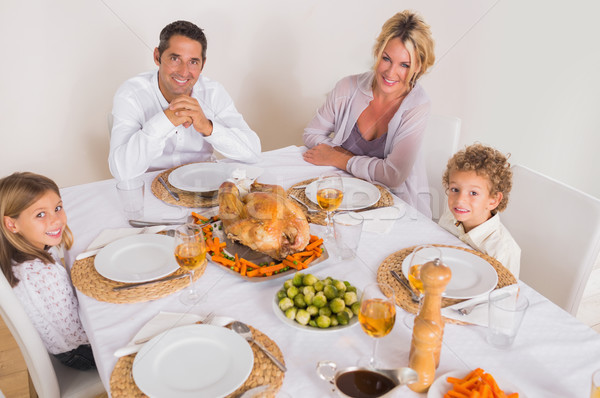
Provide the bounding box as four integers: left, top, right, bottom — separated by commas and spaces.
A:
305, 238, 324, 251
191, 211, 209, 222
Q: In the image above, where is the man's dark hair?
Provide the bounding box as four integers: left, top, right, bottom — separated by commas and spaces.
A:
157, 20, 207, 62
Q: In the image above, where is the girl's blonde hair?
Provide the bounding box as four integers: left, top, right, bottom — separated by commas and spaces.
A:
0, 172, 73, 287
373, 10, 436, 90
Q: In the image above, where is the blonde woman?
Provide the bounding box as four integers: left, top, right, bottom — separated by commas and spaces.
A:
303, 11, 435, 216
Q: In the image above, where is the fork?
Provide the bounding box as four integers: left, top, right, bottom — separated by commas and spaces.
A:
390, 270, 420, 303
457, 302, 485, 315
289, 194, 320, 213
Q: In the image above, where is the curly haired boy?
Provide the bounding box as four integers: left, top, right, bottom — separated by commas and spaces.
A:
439, 143, 521, 277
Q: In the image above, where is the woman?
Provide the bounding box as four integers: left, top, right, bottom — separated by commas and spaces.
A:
303, 11, 435, 216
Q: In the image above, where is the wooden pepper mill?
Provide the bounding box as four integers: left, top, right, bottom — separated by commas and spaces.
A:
408, 256, 451, 393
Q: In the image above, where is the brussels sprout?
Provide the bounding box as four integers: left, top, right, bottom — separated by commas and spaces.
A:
312, 293, 327, 308
279, 297, 294, 311
286, 286, 299, 299
313, 281, 324, 292
304, 290, 315, 305
309, 319, 317, 327
294, 293, 307, 308
343, 291, 358, 306
346, 285, 357, 293
337, 310, 350, 325
277, 289, 287, 300
303, 274, 318, 286
343, 307, 354, 319
319, 306, 332, 317
343, 281, 351, 288
351, 302, 361, 315
292, 273, 304, 287
295, 309, 311, 325
284, 307, 297, 320
283, 279, 294, 289
330, 297, 346, 313
306, 305, 318, 316
333, 280, 347, 293
323, 277, 333, 286
330, 316, 339, 327
316, 315, 332, 328
302, 285, 316, 295
323, 285, 339, 300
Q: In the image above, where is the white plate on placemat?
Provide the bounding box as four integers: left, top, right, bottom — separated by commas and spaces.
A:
402, 247, 498, 299
428, 370, 526, 398
272, 288, 360, 332
133, 324, 254, 398
305, 177, 381, 211
168, 163, 263, 192
94, 234, 178, 283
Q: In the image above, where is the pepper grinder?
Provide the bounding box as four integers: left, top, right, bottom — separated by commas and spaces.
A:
408, 256, 451, 393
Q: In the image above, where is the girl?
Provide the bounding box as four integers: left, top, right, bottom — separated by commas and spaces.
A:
0, 172, 95, 370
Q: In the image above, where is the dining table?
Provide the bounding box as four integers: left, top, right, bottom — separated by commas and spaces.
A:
61, 145, 600, 397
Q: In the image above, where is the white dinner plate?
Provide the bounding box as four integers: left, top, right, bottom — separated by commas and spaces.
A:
94, 234, 179, 283
168, 163, 264, 192
305, 177, 381, 211
428, 370, 527, 398
272, 288, 360, 332
133, 324, 254, 398
402, 247, 498, 299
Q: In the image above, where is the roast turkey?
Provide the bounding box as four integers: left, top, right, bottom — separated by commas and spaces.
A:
218, 181, 311, 260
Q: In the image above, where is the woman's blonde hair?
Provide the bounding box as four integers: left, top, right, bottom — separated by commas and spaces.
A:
442, 143, 513, 213
0, 172, 73, 287
373, 10, 435, 89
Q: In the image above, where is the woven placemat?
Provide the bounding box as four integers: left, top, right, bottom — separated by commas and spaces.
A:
71, 256, 206, 304
151, 163, 219, 208
376, 244, 517, 324
286, 178, 394, 225
110, 324, 284, 398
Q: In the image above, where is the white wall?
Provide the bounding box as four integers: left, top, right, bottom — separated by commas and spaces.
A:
1, 0, 599, 199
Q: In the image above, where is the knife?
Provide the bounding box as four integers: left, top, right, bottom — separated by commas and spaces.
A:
158, 176, 180, 201
129, 219, 183, 227
112, 273, 187, 291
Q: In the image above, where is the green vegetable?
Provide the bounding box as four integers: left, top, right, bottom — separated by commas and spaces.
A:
313, 280, 324, 292
293, 293, 307, 308
337, 311, 350, 325
306, 305, 318, 316
286, 286, 299, 299
276, 289, 287, 300
319, 307, 332, 317
284, 307, 297, 320
323, 285, 338, 300
351, 302, 361, 316
303, 274, 318, 286
333, 279, 347, 293
329, 297, 346, 313
344, 291, 358, 306
295, 309, 311, 325
316, 315, 332, 328
292, 273, 305, 287
279, 297, 294, 311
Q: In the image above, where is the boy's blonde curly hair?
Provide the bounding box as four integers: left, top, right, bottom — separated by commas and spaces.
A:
442, 143, 512, 213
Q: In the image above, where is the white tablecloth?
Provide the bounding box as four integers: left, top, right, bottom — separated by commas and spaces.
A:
61, 146, 600, 397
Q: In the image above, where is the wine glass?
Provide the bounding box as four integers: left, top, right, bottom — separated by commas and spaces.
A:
403, 245, 442, 329
358, 282, 396, 368
173, 223, 207, 305
316, 172, 344, 240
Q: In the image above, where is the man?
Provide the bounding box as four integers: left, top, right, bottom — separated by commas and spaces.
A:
108, 20, 261, 181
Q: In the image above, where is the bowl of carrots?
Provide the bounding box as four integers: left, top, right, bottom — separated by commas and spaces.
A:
427, 368, 524, 398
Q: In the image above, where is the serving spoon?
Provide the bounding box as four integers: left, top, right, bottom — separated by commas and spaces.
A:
231, 321, 287, 372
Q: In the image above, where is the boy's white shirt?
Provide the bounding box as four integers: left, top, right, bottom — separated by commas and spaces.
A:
438, 209, 521, 278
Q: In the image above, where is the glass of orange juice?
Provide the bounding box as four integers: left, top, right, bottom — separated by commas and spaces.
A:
174, 224, 207, 305
316, 172, 344, 241
403, 245, 442, 329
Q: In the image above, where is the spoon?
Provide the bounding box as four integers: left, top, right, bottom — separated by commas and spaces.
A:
231, 321, 287, 372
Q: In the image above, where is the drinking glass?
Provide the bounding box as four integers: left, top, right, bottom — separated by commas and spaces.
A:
173, 224, 207, 305
358, 283, 396, 368
403, 245, 442, 329
316, 172, 344, 240
591, 369, 600, 398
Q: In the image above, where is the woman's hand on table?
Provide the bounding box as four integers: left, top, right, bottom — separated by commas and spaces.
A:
303, 144, 352, 170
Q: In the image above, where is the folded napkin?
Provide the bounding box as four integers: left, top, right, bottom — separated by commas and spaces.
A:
360, 204, 405, 234
114, 311, 234, 357
75, 226, 167, 260
442, 284, 519, 327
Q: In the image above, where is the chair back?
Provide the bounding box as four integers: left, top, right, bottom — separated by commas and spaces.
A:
502, 164, 600, 315
422, 114, 461, 220
0, 271, 105, 398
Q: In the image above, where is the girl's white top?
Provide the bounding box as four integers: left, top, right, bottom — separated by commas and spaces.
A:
12, 248, 89, 355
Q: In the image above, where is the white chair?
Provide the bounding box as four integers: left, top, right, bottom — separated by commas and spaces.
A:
0, 273, 105, 398
421, 114, 461, 220
501, 164, 600, 315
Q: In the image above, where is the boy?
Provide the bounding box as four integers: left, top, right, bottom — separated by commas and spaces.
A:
439, 143, 521, 277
